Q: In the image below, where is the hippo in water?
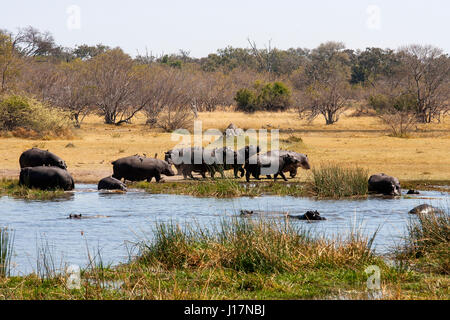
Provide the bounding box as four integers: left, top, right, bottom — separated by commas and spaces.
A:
19, 148, 67, 170
368, 173, 401, 196
112, 155, 175, 182
287, 210, 326, 221
19, 166, 74, 190
68, 214, 110, 219
407, 189, 420, 195
98, 176, 127, 191
408, 204, 444, 215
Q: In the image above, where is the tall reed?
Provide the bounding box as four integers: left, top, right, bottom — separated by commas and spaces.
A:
0, 227, 15, 277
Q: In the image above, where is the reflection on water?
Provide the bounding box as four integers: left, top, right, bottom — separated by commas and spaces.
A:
0, 184, 448, 275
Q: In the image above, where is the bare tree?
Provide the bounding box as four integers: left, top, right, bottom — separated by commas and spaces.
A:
295, 42, 352, 125
47, 59, 95, 127
88, 48, 144, 125
399, 45, 450, 123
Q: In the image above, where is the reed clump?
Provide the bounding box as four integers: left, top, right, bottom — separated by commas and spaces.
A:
0, 179, 69, 200
312, 164, 368, 198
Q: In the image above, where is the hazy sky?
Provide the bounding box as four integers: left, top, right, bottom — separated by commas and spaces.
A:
1, 0, 449, 57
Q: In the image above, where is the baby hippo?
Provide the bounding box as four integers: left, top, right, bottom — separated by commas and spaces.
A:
98, 176, 127, 191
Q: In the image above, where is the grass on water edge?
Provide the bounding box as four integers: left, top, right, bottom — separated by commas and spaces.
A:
393, 206, 450, 275
0, 217, 448, 299
0, 179, 70, 200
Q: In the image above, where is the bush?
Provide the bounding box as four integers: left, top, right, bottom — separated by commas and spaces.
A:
234, 81, 291, 113
0, 95, 72, 138
368, 93, 418, 137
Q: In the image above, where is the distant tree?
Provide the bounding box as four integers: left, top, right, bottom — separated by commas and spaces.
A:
88, 48, 143, 125
398, 45, 450, 123
73, 44, 110, 60
295, 42, 352, 125
0, 30, 21, 93
47, 59, 95, 127
350, 48, 399, 86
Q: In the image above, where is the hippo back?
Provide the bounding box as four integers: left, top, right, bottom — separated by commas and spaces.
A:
19, 148, 67, 169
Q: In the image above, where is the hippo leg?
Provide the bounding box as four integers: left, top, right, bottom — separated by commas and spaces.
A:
245, 170, 251, 182
155, 172, 162, 183
200, 171, 206, 179
275, 172, 288, 181
147, 177, 153, 182
290, 169, 297, 178
266, 175, 272, 179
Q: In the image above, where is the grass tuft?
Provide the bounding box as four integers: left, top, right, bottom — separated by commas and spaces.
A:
0, 227, 14, 277
312, 164, 368, 198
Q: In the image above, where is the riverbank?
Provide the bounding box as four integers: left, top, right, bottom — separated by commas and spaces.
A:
1, 111, 449, 183
0, 217, 448, 299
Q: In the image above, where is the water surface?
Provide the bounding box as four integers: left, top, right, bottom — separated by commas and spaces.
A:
0, 184, 448, 275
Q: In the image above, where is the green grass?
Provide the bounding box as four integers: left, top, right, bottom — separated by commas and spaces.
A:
0, 179, 70, 200
394, 206, 449, 275
131, 179, 312, 198
312, 164, 369, 198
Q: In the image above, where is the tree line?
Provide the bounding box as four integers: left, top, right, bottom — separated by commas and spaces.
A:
0, 26, 449, 135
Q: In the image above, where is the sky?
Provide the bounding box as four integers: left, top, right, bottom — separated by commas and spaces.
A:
1, 0, 449, 57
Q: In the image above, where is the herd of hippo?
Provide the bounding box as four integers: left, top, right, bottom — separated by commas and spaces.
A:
15, 147, 444, 217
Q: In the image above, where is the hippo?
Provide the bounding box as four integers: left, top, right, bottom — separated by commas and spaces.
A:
407, 189, 420, 195
208, 147, 245, 179
19, 166, 74, 190
244, 152, 298, 182
19, 148, 67, 170
368, 173, 401, 196
68, 214, 110, 219
408, 204, 444, 215
287, 210, 326, 221
98, 176, 127, 191
164, 147, 215, 180
112, 155, 175, 182
264, 150, 310, 178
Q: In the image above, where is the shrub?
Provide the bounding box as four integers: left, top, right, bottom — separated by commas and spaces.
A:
234, 81, 291, 113
0, 95, 72, 138
368, 93, 418, 137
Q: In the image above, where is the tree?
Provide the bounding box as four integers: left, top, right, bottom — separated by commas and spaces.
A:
295, 42, 352, 125
73, 44, 110, 60
88, 48, 143, 125
48, 59, 95, 127
398, 45, 450, 123
0, 31, 20, 93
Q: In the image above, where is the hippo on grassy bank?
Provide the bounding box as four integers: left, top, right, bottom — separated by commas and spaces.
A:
368, 173, 401, 196
209, 147, 245, 179
408, 204, 444, 215
112, 155, 175, 182
19, 166, 74, 190
244, 153, 298, 182
164, 147, 216, 180
263, 150, 310, 178
19, 148, 67, 170
98, 176, 127, 191
287, 210, 326, 221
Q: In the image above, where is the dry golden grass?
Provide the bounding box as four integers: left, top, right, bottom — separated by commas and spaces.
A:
0, 109, 449, 182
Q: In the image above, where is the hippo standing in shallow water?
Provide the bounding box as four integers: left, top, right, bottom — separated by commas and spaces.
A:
19, 148, 67, 169
98, 176, 127, 191
408, 204, 444, 215
368, 173, 401, 196
112, 155, 175, 182
19, 166, 74, 190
